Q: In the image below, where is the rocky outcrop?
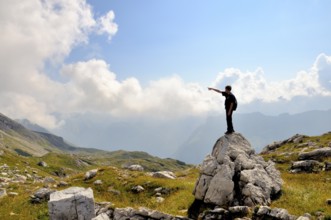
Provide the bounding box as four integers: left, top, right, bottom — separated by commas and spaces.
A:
290, 160, 323, 173
262, 134, 306, 153
298, 147, 331, 161
48, 187, 95, 220
112, 207, 189, 220
30, 188, 56, 203
190, 133, 282, 218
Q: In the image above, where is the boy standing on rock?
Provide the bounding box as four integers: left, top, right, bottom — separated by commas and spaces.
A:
208, 85, 237, 134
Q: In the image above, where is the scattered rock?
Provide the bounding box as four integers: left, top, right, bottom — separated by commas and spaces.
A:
154, 187, 171, 195
290, 160, 323, 173
30, 188, 56, 203
85, 169, 98, 180
298, 147, 331, 161
155, 197, 165, 203
94, 180, 103, 185
95, 201, 114, 217
57, 181, 69, 187
199, 208, 229, 220
37, 161, 48, 167
152, 171, 176, 179
131, 185, 145, 193
228, 206, 250, 217
0, 188, 7, 198
325, 162, 331, 171
48, 187, 95, 220
8, 192, 18, 196
253, 206, 296, 220
127, 164, 144, 171
191, 133, 282, 210
113, 207, 189, 220
107, 187, 121, 196
15, 174, 27, 183
43, 176, 56, 184
92, 213, 111, 220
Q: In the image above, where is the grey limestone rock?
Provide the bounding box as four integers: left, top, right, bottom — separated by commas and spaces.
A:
48, 187, 95, 220
37, 161, 48, 167
30, 187, 56, 203
85, 169, 98, 180
290, 160, 323, 173
192, 133, 282, 209
127, 164, 144, 171
298, 147, 331, 161
152, 171, 176, 179
92, 213, 111, 220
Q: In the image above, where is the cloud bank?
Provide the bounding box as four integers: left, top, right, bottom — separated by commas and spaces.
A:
0, 0, 331, 129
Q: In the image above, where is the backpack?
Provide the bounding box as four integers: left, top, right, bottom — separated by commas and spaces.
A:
233, 95, 238, 111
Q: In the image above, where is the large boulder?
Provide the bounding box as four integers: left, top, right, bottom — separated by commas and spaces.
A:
48, 187, 95, 220
290, 160, 323, 173
190, 133, 282, 217
298, 147, 331, 161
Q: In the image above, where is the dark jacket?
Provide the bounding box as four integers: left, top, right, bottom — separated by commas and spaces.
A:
222, 92, 236, 110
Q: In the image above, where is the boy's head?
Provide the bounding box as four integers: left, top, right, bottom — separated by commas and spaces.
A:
225, 85, 232, 92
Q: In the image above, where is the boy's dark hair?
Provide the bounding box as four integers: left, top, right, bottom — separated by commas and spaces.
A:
225, 85, 232, 91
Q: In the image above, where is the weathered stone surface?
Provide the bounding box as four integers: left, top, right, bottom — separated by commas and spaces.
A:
298, 147, 331, 161
112, 207, 190, 220
30, 188, 56, 203
290, 160, 323, 173
48, 187, 95, 220
325, 162, 331, 171
43, 176, 56, 184
155, 197, 165, 203
85, 169, 98, 180
191, 133, 282, 210
58, 181, 69, 187
200, 208, 229, 220
131, 185, 145, 193
94, 180, 103, 185
37, 161, 48, 167
127, 164, 144, 171
92, 213, 111, 220
261, 134, 306, 153
254, 206, 296, 220
152, 171, 176, 179
95, 201, 114, 217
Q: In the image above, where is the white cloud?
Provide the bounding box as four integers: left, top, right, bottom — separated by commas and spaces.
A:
96, 11, 118, 40
61, 59, 219, 118
0, 0, 117, 128
0, 0, 331, 130
212, 54, 331, 104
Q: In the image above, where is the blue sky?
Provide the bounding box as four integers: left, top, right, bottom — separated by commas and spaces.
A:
1, 0, 331, 129
67, 0, 331, 85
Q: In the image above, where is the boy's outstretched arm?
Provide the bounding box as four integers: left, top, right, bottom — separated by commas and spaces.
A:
208, 87, 223, 93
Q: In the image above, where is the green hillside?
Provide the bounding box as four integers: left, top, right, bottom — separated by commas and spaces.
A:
261, 132, 331, 217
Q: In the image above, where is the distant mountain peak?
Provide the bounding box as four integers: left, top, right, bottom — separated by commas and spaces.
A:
15, 118, 49, 133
